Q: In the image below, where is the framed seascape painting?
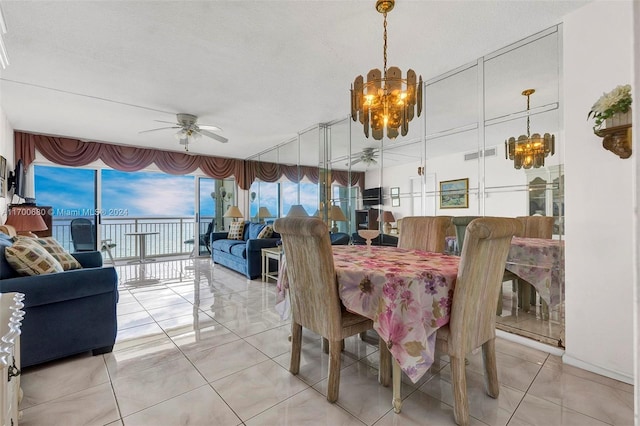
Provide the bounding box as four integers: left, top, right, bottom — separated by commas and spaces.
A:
440, 178, 469, 209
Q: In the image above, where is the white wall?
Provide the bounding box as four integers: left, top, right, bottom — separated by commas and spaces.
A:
563, 0, 634, 382
0, 83, 14, 223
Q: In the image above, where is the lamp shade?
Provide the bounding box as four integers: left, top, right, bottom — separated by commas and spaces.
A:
257, 207, 273, 219
329, 206, 347, 222
286, 205, 308, 217
223, 205, 244, 219
380, 211, 396, 222
5, 205, 48, 233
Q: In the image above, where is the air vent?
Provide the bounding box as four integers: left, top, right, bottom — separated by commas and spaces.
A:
463, 147, 497, 161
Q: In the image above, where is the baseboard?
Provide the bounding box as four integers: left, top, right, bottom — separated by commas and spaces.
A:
496, 329, 565, 356
562, 354, 634, 385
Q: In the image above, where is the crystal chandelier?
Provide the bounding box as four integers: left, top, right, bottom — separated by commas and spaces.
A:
351, 0, 422, 140
505, 89, 555, 169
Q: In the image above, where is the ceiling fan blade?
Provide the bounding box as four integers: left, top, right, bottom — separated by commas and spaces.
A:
198, 124, 223, 131
139, 126, 180, 134
198, 129, 228, 143
154, 120, 180, 125
349, 158, 362, 166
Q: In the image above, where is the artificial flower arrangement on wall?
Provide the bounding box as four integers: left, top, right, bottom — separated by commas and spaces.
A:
588, 84, 632, 159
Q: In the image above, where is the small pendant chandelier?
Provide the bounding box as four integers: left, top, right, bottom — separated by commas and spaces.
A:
351, 0, 422, 140
505, 89, 555, 169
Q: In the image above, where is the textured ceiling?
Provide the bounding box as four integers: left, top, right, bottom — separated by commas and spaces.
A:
0, 1, 588, 162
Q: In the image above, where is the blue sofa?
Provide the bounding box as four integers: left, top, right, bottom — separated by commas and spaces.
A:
211, 221, 281, 280
0, 234, 119, 367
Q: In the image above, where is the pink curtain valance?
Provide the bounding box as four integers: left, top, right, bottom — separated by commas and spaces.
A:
15, 131, 248, 189
15, 131, 365, 192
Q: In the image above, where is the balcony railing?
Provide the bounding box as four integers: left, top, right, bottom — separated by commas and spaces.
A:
51, 216, 213, 261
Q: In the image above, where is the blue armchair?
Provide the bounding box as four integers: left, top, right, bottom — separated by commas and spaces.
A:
0, 234, 119, 367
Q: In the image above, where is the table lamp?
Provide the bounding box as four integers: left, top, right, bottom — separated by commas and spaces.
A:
379, 211, 396, 235
329, 205, 347, 233
257, 207, 274, 223
286, 205, 308, 217
223, 206, 244, 222
5, 205, 48, 237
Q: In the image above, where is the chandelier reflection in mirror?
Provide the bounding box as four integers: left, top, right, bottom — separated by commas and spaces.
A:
351, 0, 422, 140
505, 89, 555, 169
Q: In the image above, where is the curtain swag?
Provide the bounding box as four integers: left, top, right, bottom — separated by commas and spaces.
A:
15, 131, 364, 191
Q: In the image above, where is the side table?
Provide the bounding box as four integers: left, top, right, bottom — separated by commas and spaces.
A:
261, 246, 283, 282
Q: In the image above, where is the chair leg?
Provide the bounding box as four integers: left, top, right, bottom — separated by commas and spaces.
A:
378, 338, 391, 387
322, 337, 344, 353
482, 338, 499, 398
101, 242, 115, 264
289, 322, 302, 375
450, 356, 469, 426
496, 284, 503, 316
327, 339, 342, 402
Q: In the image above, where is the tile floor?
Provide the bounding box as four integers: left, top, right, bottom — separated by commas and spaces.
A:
18, 258, 633, 426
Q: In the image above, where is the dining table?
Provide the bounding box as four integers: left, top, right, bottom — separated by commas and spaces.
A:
504, 236, 565, 309
445, 234, 564, 309
125, 231, 159, 263
276, 244, 460, 413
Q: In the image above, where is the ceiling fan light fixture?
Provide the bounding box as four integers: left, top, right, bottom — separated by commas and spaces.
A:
141, 113, 228, 148
351, 0, 422, 140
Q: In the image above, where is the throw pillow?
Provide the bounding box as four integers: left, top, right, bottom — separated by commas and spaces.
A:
5, 239, 64, 276
25, 237, 83, 271
257, 225, 273, 239
228, 221, 245, 240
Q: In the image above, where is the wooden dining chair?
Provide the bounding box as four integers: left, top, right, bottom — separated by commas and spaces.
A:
273, 216, 390, 403
451, 216, 481, 255
435, 217, 521, 426
397, 216, 452, 253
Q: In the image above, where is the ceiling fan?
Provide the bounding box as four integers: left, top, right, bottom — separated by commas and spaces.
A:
347, 147, 378, 167
139, 113, 228, 151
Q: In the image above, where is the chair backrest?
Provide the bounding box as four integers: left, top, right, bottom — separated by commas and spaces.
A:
0, 225, 16, 237
273, 217, 342, 339
202, 219, 216, 243
448, 217, 521, 355
70, 218, 96, 251
516, 216, 554, 239
397, 216, 452, 253
330, 232, 350, 245
452, 216, 481, 255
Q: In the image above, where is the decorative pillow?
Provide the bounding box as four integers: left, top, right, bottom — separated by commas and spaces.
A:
228, 221, 245, 240
24, 237, 83, 271
5, 239, 64, 276
257, 225, 273, 239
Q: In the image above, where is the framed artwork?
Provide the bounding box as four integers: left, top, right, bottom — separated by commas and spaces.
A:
0, 156, 6, 198
391, 198, 400, 207
440, 178, 469, 209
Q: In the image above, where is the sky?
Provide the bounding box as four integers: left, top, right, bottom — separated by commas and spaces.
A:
35, 166, 195, 217
35, 165, 320, 219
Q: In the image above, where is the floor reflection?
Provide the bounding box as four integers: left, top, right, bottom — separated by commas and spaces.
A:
496, 280, 564, 347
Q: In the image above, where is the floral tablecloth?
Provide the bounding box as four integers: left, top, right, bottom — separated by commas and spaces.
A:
504, 237, 565, 308
276, 245, 459, 383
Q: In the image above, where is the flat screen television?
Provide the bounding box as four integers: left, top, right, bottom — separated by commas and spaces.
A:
362, 187, 382, 207
8, 159, 25, 199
